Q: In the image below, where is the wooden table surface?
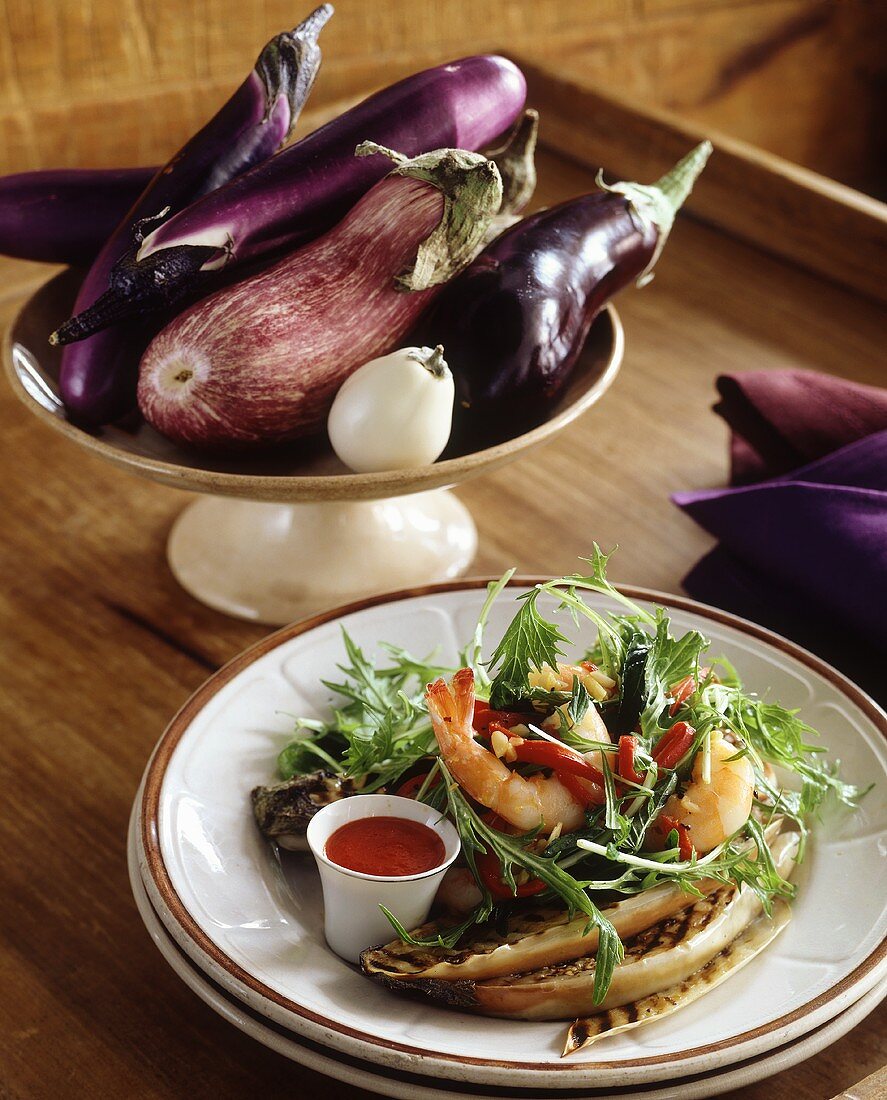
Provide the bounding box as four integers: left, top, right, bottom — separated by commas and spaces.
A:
1, 144, 884, 1099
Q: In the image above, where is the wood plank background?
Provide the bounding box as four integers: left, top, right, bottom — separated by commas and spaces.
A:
0, 0, 884, 194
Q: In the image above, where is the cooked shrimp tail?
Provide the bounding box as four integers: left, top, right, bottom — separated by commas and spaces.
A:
425, 669, 586, 833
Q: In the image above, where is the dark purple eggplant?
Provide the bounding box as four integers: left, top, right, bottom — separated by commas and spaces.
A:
53, 55, 526, 357
0, 167, 153, 266
53, 5, 331, 424
423, 141, 712, 447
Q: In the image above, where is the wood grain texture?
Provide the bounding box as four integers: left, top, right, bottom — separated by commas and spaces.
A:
832, 1065, 887, 1099
0, 132, 885, 1096
0, 0, 883, 191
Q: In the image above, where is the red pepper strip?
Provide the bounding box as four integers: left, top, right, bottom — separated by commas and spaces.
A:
668, 674, 696, 717
394, 771, 441, 799
503, 736, 606, 807
657, 813, 695, 861
510, 739, 605, 785
487, 727, 605, 809
557, 770, 605, 809
668, 667, 713, 716
618, 735, 645, 785
653, 721, 696, 770
475, 849, 548, 899
473, 699, 528, 735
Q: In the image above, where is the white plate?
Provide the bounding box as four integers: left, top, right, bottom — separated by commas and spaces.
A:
129, 789, 887, 1100
137, 582, 887, 1089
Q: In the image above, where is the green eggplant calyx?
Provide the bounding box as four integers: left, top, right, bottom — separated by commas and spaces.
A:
596, 140, 713, 284
355, 141, 503, 293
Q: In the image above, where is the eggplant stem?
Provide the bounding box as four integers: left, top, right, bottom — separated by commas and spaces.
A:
355, 143, 503, 292
593, 140, 712, 286
422, 345, 447, 378
49, 287, 145, 346
486, 108, 539, 217
50, 242, 219, 345
257, 5, 333, 131
654, 140, 713, 220
294, 3, 334, 39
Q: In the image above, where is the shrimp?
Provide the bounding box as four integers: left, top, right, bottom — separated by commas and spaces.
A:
425, 668, 586, 833
659, 734, 755, 853
534, 662, 613, 769
435, 865, 484, 914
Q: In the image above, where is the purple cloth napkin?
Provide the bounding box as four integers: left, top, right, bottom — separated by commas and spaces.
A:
714, 371, 887, 486
673, 371, 887, 700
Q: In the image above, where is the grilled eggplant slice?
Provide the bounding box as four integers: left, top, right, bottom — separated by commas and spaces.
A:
563, 899, 791, 1054
377, 829, 797, 1021
251, 770, 354, 850
470, 830, 797, 1019
361, 819, 785, 984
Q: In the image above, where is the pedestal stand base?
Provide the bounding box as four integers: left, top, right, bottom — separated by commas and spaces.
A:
166, 490, 478, 625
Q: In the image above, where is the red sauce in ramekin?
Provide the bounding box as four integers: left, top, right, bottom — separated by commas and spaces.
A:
325, 816, 446, 877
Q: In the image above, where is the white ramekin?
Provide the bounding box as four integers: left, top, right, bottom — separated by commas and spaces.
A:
306, 793, 461, 964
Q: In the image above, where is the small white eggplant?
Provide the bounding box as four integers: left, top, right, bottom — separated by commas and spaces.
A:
327, 345, 455, 472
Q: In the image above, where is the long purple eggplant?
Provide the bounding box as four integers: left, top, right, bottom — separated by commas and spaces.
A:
54, 5, 331, 424
0, 110, 535, 268
0, 167, 152, 266
423, 142, 712, 447
0, 111, 533, 269
54, 55, 527, 352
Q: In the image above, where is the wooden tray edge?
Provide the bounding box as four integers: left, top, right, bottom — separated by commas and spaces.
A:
516, 55, 887, 306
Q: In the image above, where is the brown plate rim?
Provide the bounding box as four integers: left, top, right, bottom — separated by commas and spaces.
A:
3, 271, 623, 501
140, 578, 887, 1073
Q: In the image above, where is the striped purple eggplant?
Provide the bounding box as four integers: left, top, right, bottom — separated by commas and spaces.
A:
137, 145, 502, 451
423, 142, 712, 448
54, 5, 331, 424
0, 167, 152, 266
55, 55, 527, 359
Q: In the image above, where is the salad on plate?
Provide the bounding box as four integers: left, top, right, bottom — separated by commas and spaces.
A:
251, 548, 865, 1055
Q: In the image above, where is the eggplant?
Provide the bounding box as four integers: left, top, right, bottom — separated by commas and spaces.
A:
564, 900, 791, 1054
0, 111, 535, 268
137, 145, 502, 450
368, 828, 797, 1025
53, 6, 332, 424
251, 770, 355, 850
468, 831, 796, 1020
360, 818, 784, 985
54, 55, 526, 357
364, 879, 717, 986
423, 141, 712, 448
0, 167, 153, 266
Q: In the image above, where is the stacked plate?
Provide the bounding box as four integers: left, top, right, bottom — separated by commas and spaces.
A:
129, 582, 887, 1099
